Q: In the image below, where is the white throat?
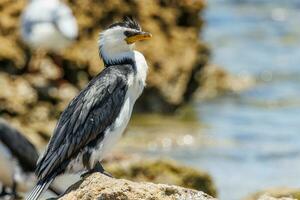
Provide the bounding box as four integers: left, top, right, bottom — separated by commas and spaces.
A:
98, 27, 136, 65
98, 27, 148, 85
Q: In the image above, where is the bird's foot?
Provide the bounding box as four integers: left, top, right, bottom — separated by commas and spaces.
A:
9, 194, 22, 200
94, 162, 113, 178
10, 182, 22, 200
0, 186, 8, 197
80, 171, 91, 179
101, 171, 113, 178
81, 162, 113, 178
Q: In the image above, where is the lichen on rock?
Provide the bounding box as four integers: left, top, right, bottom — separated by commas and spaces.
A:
105, 159, 217, 197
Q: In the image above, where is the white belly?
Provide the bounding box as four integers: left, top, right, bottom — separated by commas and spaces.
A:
0, 141, 14, 187
26, 23, 71, 51
89, 96, 133, 166
89, 76, 144, 166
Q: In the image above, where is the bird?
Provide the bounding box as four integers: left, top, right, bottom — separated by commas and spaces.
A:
20, 0, 78, 52
0, 119, 60, 199
26, 17, 152, 200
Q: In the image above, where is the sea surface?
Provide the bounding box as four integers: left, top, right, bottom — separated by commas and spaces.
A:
124, 1, 300, 200
198, 0, 300, 199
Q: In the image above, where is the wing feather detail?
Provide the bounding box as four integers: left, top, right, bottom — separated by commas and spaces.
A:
36, 65, 132, 179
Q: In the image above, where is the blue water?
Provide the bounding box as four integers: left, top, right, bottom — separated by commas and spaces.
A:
188, 0, 300, 199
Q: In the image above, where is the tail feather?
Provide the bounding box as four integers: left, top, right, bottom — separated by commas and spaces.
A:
26, 178, 54, 200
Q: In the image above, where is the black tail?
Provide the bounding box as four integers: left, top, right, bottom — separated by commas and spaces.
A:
25, 178, 54, 200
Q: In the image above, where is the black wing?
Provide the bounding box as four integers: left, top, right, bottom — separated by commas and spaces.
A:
0, 119, 39, 172
36, 65, 132, 180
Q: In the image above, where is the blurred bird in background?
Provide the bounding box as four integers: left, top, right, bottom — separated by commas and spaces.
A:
20, 0, 78, 67
0, 119, 38, 199
21, 0, 78, 52
26, 17, 152, 200
0, 119, 60, 199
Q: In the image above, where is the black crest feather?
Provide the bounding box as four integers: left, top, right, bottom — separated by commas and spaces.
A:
109, 16, 141, 31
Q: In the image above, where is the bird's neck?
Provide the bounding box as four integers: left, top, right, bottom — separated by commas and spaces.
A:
101, 50, 148, 85
101, 51, 136, 67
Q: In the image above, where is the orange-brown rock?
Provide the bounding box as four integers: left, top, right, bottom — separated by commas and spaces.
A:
0, 0, 208, 142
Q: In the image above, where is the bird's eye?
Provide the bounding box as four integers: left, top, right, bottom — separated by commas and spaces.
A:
124, 30, 138, 37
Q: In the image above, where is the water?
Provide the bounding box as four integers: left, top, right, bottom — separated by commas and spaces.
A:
117, 1, 300, 199
193, 0, 300, 199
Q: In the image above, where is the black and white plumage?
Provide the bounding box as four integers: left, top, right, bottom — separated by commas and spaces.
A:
26, 17, 152, 200
20, 0, 78, 52
0, 119, 38, 196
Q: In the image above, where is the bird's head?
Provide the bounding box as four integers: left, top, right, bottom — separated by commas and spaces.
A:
98, 17, 152, 65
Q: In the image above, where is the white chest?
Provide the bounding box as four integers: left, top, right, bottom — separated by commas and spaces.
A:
88, 82, 142, 167
89, 52, 148, 166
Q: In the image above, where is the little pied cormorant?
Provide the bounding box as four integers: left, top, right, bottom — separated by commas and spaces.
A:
20, 0, 78, 52
26, 17, 152, 200
0, 119, 60, 199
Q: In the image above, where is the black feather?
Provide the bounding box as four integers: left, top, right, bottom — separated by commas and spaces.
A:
109, 16, 141, 31
0, 119, 39, 172
35, 64, 133, 180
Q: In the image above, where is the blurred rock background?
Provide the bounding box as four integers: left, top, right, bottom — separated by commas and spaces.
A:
0, 0, 212, 147
1, 1, 271, 199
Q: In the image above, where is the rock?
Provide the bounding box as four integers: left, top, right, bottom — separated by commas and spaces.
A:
0, 0, 208, 144
105, 159, 217, 197
0, 0, 208, 113
56, 173, 216, 200
245, 188, 300, 200
257, 195, 296, 200
0, 73, 37, 115
195, 65, 255, 100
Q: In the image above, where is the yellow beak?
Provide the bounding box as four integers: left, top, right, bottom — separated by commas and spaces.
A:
125, 32, 152, 44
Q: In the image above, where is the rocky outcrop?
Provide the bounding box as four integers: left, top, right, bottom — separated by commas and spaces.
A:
195, 65, 255, 100
105, 159, 217, 197
0, 0, 208, 144
245, 188, 300, 200
257, 195, 296, 200
56, 173, 216, 200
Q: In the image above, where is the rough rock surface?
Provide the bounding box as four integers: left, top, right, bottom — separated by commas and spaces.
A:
56, 173, 216, 200
245, 188, 300, 200
106, 159, 217, 197
0, 0, 208, 144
